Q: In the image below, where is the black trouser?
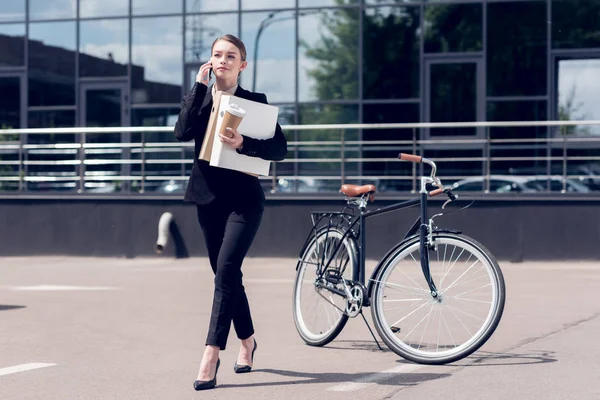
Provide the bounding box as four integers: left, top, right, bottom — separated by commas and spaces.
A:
196, 200, 263, 350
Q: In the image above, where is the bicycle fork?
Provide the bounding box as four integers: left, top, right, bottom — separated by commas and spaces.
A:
420, 192, 440, 298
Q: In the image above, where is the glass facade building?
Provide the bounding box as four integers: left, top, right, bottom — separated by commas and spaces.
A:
0, 0, 599, 193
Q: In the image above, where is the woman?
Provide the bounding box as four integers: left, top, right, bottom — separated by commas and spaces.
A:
174, 34, 287, 391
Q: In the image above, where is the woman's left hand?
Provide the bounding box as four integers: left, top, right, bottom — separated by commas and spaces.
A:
219, 127, 244, 150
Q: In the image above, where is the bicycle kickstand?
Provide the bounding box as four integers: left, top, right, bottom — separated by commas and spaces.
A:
360, 310, 384, 351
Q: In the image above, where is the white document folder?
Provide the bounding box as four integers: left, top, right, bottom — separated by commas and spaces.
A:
209, 94, 279, 176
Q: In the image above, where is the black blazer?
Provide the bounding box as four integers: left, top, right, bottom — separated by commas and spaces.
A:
174, 83, 287, 206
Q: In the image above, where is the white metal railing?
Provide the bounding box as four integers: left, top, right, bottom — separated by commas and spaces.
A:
0, 120, 599, 196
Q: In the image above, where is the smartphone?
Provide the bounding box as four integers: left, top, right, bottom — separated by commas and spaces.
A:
208, 67, 213, 80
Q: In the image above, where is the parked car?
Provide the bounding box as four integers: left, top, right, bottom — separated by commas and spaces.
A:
523, 177, 590, 193
451, 176, 536, 193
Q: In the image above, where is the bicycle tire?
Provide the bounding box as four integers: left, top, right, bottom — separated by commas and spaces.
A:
293, 227, 358, 347
370, 233, 505, 365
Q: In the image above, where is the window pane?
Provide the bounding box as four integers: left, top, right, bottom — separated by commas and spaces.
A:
132, 108, 180, 128
0, 24, 25, 66
242, 0, 294, 10
80, 19, 129, 77
185, 14, 238, 63
186, 0, 237, 13
133, 0, 182, 15
301, 0, 359, 6
296, 104, 359, 192
29, 0, 76, 20
363, 103, 420, 192
558, 59, 600, 136
424, 3, 482, 53
552, 0, 600, 49
487, 100, 547, 139
241, 11, 295, 102
0, 77, 21, 129
132, 17, 183, 104
429, 63, 477, 136
299, 8, 360, 101
487, 1, 547, 96
364, 6, 420, 99
29, 22, 76, 106
0, 0, 25, 22
27, 110, 77, 193
80, 0, 128, 18
29, 110, 75, 129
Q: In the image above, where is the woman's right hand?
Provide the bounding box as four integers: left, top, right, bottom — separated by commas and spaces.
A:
196, 62, 212, 87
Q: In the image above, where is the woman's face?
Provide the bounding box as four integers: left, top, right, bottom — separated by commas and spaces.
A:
211, 40, 247, 81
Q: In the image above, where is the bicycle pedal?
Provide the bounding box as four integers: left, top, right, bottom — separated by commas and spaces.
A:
390, 326, 401, 333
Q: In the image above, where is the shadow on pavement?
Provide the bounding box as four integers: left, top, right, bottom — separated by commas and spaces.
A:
456, 350, 558, 367
217, 368, 451, 389
0, 305, 26, 311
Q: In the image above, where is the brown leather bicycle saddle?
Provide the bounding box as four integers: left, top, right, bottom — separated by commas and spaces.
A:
340, 184, 377, 197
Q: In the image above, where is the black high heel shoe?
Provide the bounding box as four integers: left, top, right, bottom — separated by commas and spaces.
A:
193, 358, 220, 391
234, 339, 257, 373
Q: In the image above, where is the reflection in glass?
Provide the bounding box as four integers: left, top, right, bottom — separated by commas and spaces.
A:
362, 103, 420, 192
558, 59, 600, 136
0, 0, 25, 22
296, 104, 359, 192
487, 1, 546, 96
429, 63, 476, 136
132, 108, 180, 129
85, 89, 123, 129
0, 77, 21, 129
186, 0, 237, 13
300, 0, 359, 7
552, 0, 600, 49
29, 22, 76, 106
132, 17, 183, 104
241, 11, 295, 102
80, 19, 129, 77
29, 0, 76, 20
185, 14, 238, 63
0, 24, 25, 66
242, 0, 294, 10
79, 0, 128, 18
299, 8, 360, 101
27, 110, 77, 193
133, 0, 182, 15
487, 100, 547, 139
364, 6, 420, 99
424, 3, 482, 53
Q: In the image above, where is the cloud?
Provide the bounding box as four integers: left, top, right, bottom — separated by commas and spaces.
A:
79, 0, 128, 18
29, 0, 76, 20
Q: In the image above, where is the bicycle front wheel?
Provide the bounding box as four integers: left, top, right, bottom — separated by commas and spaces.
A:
371, 233, 505, 365
293, 227, 358, 346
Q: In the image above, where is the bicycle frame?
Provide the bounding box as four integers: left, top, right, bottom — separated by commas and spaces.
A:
305, 155, 446, 306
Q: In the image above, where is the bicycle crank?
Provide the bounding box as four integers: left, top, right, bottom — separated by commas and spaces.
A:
345, 283, 365, 318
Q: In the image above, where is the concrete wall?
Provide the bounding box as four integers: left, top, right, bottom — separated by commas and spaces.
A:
0, 196, 598, 262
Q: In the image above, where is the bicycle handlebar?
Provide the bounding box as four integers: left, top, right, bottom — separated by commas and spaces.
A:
398, 153, 423, 163
399, 153, 458, 201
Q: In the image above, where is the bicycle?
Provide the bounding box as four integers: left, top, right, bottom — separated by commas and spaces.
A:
292, 153, 506, 365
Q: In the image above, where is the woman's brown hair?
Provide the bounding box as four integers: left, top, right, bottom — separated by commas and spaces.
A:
211, 34, 247, 61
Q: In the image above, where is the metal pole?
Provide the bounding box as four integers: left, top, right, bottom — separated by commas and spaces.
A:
18, 136, 23, 192
562, 125, 567, 193
140, 132, 146, 193
340, 129, 346, 185
485, 126, 490, 193
412, 127, 417, 193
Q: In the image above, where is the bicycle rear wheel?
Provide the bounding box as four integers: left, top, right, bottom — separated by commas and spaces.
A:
293, 227, 358, 346
370, 233, 505, 365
